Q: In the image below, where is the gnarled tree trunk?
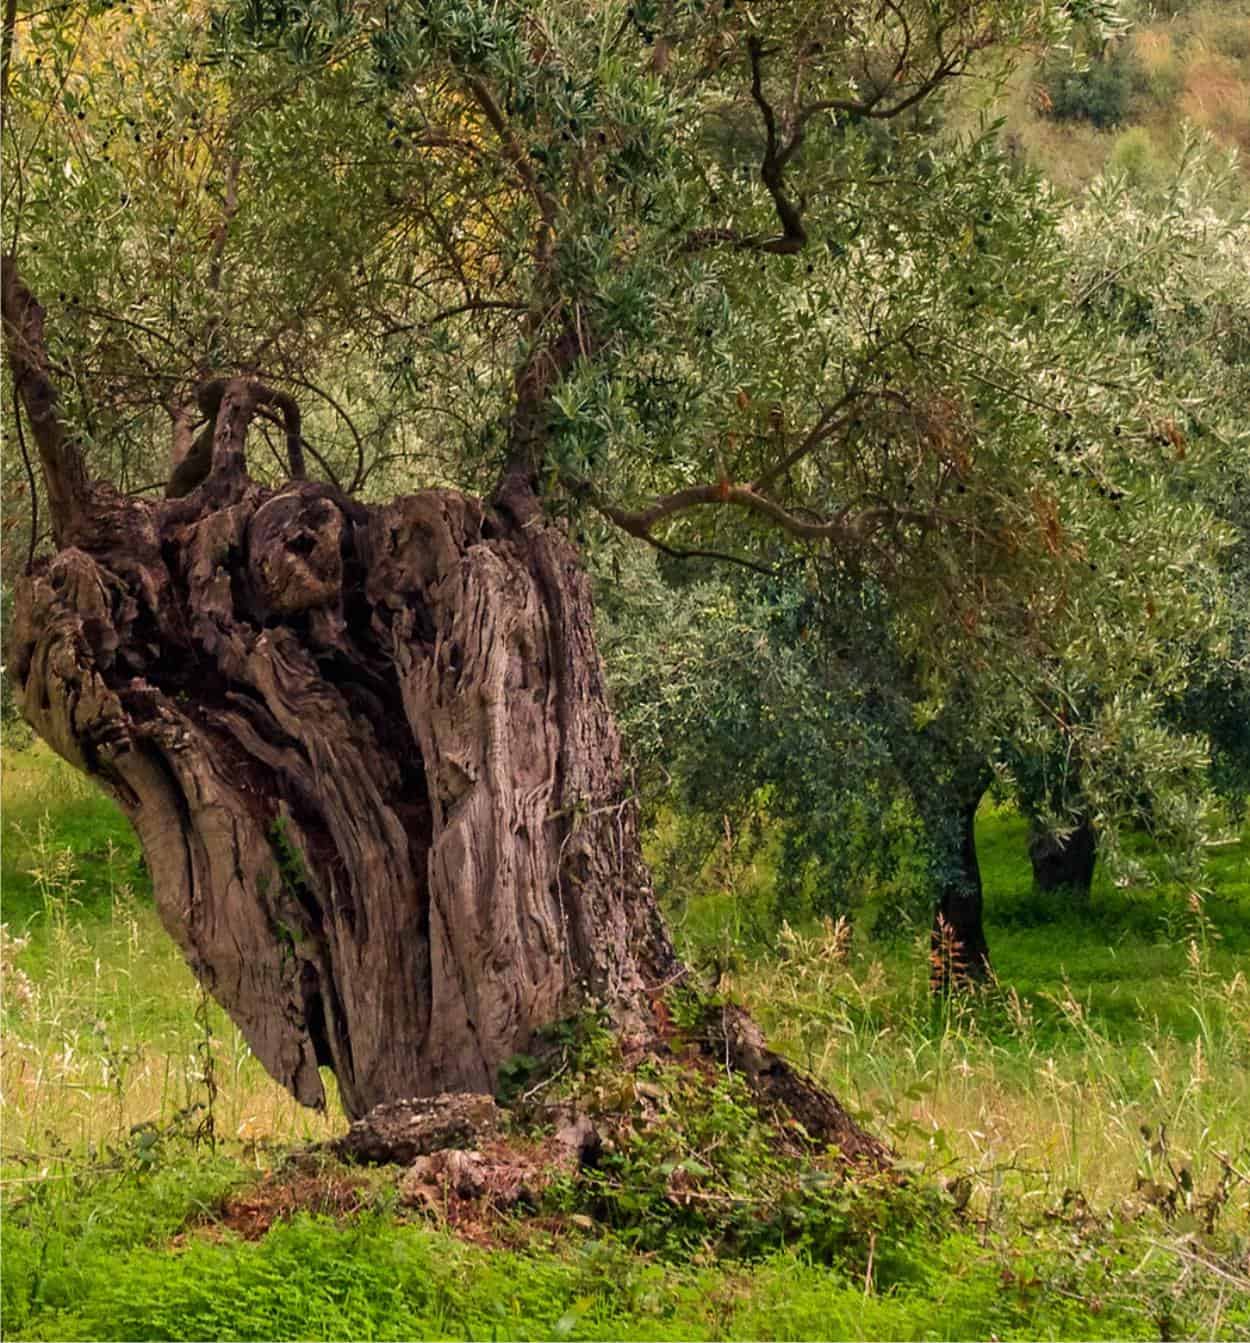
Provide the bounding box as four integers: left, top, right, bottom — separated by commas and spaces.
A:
12, 473, 676, 1117
4, 260, 882, 1162
4, 261, 679, 1118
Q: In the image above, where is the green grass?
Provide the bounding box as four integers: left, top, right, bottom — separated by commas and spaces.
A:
2, 745, 1248, 1341
1, 744, 147, 926
976, 803, 1250, 1044
5, 1182, 1245, 1342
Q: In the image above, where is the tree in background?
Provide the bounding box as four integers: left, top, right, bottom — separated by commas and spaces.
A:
607, 142, 1250, 982
1019, 142, 1250, 884
606, 520, 1224, 987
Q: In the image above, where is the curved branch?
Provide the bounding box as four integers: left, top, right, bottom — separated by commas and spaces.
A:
171, 376, 306, 509
270, 372, 366, 494
584, 474, 946, 553
11, 372, 37, 572
220, 379, 304, 482
381, 299, 529, 337
76, 304, 194, 361
747, 37, 806, 255
629, 531, 783, 577
735, 25, 970, 262
1, 257, 88, 541
256, 405, 341, 492
750, 395, 859, 494
588, 478, 851, 544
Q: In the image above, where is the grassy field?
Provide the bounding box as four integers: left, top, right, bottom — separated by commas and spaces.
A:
2, 743, 1248, 1341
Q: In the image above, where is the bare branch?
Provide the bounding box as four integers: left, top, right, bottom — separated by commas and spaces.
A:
202, 147, 243, 371
254, 371, 367, 493
628, 530, 784, 577
381, 298, 528, 337
255, 405, 340, 491
77, 303, 194, 360
747, 37, 806, 254
750, 394, 860, 494
464, 74, 558, 252
580, 465, 952, 556
588, 478, 851, 544
1, 0, 17, 116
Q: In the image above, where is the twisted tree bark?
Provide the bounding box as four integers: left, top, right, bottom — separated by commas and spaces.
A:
4, 259, 883, 1163
10, 452, 675, 1116
4, 260, 673, 1117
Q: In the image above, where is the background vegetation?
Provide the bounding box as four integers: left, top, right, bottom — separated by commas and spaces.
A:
976, 0, 1250, 197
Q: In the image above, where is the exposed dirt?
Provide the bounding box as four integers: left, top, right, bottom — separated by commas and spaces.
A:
175, 1125, 588, 1250
183, 1169, 374, 1242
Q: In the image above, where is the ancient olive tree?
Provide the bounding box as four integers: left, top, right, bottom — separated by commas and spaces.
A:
1, 0, 1181, 1117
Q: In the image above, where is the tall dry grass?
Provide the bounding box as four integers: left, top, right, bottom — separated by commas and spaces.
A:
723, 913, 1249, 1214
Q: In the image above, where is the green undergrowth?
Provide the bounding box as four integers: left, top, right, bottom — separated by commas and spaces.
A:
523, 1007, 936, 1265
2, 1128, 1246, 1341
3, 745, 1249, 1340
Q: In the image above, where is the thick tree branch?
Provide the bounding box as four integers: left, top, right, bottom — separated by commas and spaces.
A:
166, 376, 306, 507
624, 482, 851, 540
587, 479, 851, 544
1, 257, 88, 541
210, 377, 305, 484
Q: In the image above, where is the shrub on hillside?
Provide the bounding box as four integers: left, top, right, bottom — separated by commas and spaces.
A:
1108, 126, 1168, 188
1042, 42, 1141, 127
